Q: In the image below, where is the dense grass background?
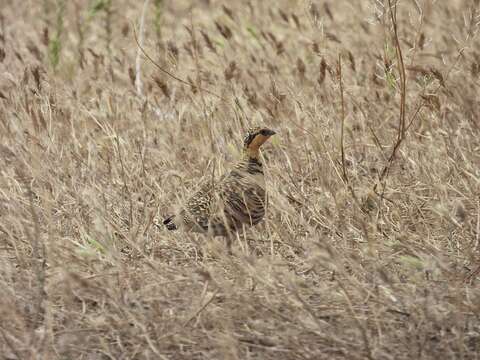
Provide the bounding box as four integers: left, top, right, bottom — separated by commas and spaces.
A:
1, 0, 479, 358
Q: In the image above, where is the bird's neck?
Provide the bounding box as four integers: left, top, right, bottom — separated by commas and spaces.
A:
243, 147, 260, 161
238, 152, 263, 175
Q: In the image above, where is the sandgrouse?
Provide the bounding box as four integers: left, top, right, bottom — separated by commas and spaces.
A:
163, 126, 276, 243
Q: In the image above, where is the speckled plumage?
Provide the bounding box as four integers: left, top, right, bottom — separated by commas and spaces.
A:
163, 126, 275, 239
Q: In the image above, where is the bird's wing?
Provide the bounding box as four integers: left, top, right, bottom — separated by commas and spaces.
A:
178, 181, 217, 232
214, 167, 266, 227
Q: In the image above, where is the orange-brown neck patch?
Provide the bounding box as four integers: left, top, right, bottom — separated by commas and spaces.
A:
243, 134, 268, 159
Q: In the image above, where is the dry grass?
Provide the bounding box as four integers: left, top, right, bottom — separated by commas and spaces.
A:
1, 0, 479, 359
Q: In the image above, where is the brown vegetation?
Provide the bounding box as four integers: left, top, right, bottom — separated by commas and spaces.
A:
0, 0, 479, 358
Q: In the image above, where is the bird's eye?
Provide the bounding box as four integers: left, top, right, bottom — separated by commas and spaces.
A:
260, 129, 268, 136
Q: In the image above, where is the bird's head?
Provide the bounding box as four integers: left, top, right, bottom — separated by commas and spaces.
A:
243, 126, 276, 159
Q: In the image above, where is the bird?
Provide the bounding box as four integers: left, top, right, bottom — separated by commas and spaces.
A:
162, 126, 276, 246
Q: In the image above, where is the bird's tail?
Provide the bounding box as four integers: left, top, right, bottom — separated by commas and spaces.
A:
163, 215, 178, 231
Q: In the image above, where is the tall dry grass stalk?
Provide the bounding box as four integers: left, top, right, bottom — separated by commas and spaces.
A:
0, 0, 479, 359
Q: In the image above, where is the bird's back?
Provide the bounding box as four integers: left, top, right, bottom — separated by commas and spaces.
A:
167, 158, 266, 236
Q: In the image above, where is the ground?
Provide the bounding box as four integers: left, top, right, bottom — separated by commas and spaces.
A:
0, 0, 479, 359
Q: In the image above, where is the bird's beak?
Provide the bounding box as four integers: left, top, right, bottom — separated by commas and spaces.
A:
265, 129, 276, 136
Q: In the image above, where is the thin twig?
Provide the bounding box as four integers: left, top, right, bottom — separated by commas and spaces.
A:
374, 0, 407, 196
383, 0, 406, 177
133, 24, 226, 101
183, 286, 218, 327
389, 0, 407, 141
374, 14, 466, 199
114, 136, 133, 227
336, 54, 371, 223
337, 280, 373, 360
337, 53, 348, 183
135, 0, 151, 98
26, 185, 47, 329
405, 48, 465, 133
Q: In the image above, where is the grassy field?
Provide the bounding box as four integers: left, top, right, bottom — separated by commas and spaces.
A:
1, 0, 479, 358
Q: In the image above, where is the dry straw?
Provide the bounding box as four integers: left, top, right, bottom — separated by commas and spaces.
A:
0, 0, 479, 359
